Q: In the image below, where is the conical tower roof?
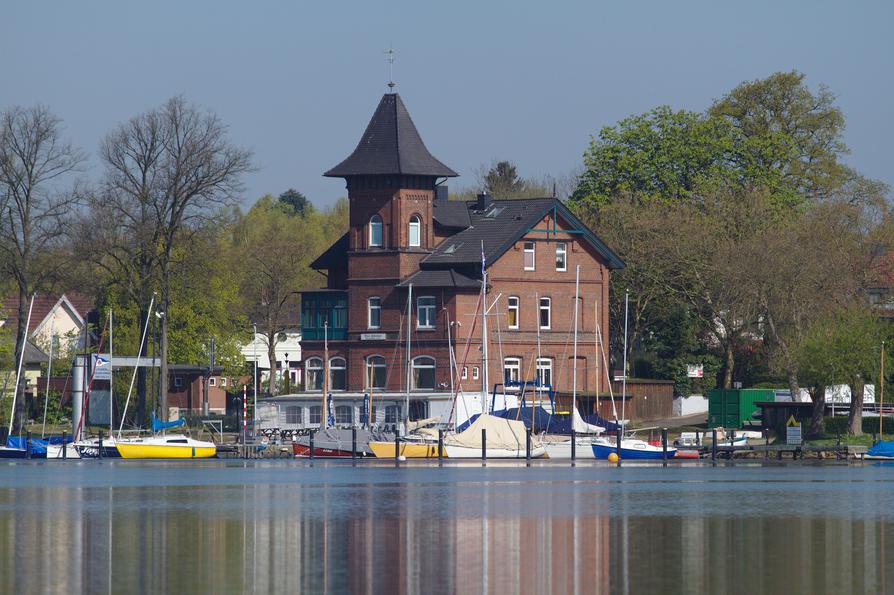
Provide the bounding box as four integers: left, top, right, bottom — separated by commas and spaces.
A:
324, 93, 457, 178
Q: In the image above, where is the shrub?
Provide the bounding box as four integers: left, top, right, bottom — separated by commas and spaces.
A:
823, 416, 894, 436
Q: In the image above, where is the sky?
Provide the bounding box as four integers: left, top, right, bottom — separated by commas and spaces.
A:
3, 1, 893, 209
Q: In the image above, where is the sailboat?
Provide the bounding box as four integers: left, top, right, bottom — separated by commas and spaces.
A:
1, 294, 38, 459
590, 291, 676, 460
115, 413, 216, 459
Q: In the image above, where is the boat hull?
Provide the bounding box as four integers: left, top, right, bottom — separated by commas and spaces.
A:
0, 447, 27, 459
73, 442, 121, 459
443, 444, 546, 459
293, 443, 356, 458
116, 443, 216, 459
369, 441, 442, 458
542, 439, 599, 459
592, 441, 677, 460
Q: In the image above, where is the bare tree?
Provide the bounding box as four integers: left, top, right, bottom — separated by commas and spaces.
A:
0, 105, 86, 431
88, 96, 252, 422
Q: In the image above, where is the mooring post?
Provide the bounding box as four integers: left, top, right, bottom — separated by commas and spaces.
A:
662, 428, 668, 465
837, 430, 841, 446
571, 429, 576, 462
351, 427, 357, 463
525, 429, 531, 464
711, 429, 717, 463
764, 429, 770, 459
25, 431, 31, 460
394, 433, 400, 466
481, 428, 487, 462
309, 430, 315, 463
616, 431, 622, 467
62, 431, 67, 460
438, 429, 443, 462
98, 430, 104, 460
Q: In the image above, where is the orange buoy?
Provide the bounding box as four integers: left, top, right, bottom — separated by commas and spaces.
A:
608, 452, 619, 463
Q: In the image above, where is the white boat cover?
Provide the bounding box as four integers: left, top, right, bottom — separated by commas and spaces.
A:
445, 414, 539, 449
572, 408, 605, 434
406, 417, 439, 432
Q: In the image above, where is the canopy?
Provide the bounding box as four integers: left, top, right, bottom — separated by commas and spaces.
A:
6, 435, 71, 454
457, 407, 619, 434
867, 440, 894, 457
151, 412, 186, 433
445, 414, 532, 449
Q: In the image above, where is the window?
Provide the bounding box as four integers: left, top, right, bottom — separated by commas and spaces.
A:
173, 376, 183, 388
472, 366, 480, 380
507, 296, 519, 329
408, 215, 421, 247
286, 406, 302, 424
369, 214, 383, 247
309, 406, 321, 425
556, 242, 567, 271
412, 356, 436, 390
524, 241, 535, 270
305, 358, 323, 391
504, 357, 521, 384
209, 377, 216, 387
417, 296, 436, 329
461, 366, 468, 380
329, 357, 346, 391
366, 355, 387, 389
536, 358, 553, 389
221, 377, 227, 387
369, 405, 378, 424
385, 405, 400, 423
368, 297, 381, 329
335, 405, 352, 425
539, 297, 551, 329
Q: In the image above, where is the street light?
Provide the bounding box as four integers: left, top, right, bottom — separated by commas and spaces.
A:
252, 323, 258, 437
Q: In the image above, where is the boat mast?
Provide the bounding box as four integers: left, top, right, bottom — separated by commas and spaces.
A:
572, 265, 580, 428
445, 307, 456, 429
109, 309, 114, 434
621, 290, 629, 431
405, 284, 413, 428
480, 241, 489, 415
41, 321, 55, 438
322, 321, 328, 430
118, 295, 155, 439
7, 294, 35, 437
881, 340, 886, 439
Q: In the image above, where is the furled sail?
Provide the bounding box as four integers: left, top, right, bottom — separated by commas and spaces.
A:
151, 412, 186, 433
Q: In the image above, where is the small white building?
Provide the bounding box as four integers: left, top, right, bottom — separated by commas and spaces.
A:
240, 331, 302, 387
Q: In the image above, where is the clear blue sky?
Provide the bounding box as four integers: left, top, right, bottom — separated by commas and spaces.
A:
4, 1, 892, 208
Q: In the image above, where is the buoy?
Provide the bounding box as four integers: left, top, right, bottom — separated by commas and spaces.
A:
608, 452, 619, 463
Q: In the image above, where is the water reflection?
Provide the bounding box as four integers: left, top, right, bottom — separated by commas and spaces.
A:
0, 462, 891, 594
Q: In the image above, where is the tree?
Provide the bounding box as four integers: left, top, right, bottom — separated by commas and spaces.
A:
483, 161, 525, 197
88, 96, 252, 422
278, 188, 313, 217
0, 105, 86, 431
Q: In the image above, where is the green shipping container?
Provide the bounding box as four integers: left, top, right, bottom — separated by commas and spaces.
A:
707, 388, 775, 428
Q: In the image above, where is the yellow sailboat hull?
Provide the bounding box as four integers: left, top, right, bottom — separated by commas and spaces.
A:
369, 441, 444, 458
116, 443, 217, 459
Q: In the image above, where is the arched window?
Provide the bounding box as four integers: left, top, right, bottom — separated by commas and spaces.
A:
408, 215, 421, 247
305, 358, 323, 391
366, 355, 387, 389
329, 357, 346, 391
412, 356, 436, 390
369, 214, 383, 247
335, 405, 352, 425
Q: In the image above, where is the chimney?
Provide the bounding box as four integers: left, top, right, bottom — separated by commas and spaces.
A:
477, 192, 492, 211
435, 185, 448, 201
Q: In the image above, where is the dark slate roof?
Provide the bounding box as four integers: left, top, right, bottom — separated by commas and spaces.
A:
432, 200, 471, 229
324, 94, 458, 178
398, 269, 481, 289
422, 198, 625, 270
310, 232, 349, 270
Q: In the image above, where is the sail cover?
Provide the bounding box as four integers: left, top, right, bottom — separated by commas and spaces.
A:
445, 414, 531, 449
867, 440, 894, 457
151, 412, 185, 433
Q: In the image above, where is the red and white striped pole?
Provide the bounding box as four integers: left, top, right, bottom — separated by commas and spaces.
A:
242, 384, 247, 445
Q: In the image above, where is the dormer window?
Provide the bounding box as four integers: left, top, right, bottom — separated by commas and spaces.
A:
408, 215, 421, 247
369, 214, 383, 247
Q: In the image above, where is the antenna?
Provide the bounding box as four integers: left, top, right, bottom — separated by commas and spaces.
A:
384, 46, 396, 92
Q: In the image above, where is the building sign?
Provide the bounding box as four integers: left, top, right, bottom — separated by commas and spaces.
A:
687, 364, 704, 378
360, 333, 387, 341
786, 415, 802, 446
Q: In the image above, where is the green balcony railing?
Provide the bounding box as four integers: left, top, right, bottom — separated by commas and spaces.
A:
301, 291, 348, 340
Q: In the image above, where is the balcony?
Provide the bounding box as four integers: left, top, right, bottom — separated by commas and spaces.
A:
301, 291, 348, 340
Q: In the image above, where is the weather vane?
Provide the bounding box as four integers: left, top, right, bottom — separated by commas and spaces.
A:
384, 46, 396, 92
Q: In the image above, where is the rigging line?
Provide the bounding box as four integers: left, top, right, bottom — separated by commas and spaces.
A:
495, 295, 505, 413
595, 319, 617, 419
74, 315, 110, 442
447, 289, 483, 426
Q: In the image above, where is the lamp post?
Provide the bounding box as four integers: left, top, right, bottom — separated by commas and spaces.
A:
252, 323, 258, 433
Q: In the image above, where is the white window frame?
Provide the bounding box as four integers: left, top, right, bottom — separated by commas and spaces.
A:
408, 215, 421, 247
369, 214, 383, 247
539, 297, 551, 330
412, 356, 436, 390
173, 376, 183, 388
504, 357, 521, 385
368, 296, 381, 329
536, 358, 553, 390
461, 366, 468, 380
507, 296, 519, 330
329, 357, 347, 391
366, 355, 387, 389
417, 296, 436, 329
221, 377, 227, 387
209, 377, 216, 387
335, 405, 353, 425
472, 366, 480, 380
305, 357, 324, 391
556, 242, 567, 271
523, 241, 535, 270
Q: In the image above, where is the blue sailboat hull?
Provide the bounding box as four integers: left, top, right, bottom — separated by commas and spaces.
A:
592, 442, 676, 460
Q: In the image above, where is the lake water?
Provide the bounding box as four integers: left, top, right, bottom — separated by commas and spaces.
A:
1, 460, 892, 594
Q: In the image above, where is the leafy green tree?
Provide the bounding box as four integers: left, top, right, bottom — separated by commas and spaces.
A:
484, 161, 525, 197
278, 188, 313, 217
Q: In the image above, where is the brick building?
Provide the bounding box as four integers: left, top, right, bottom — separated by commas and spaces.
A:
287, 92, 623, 428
